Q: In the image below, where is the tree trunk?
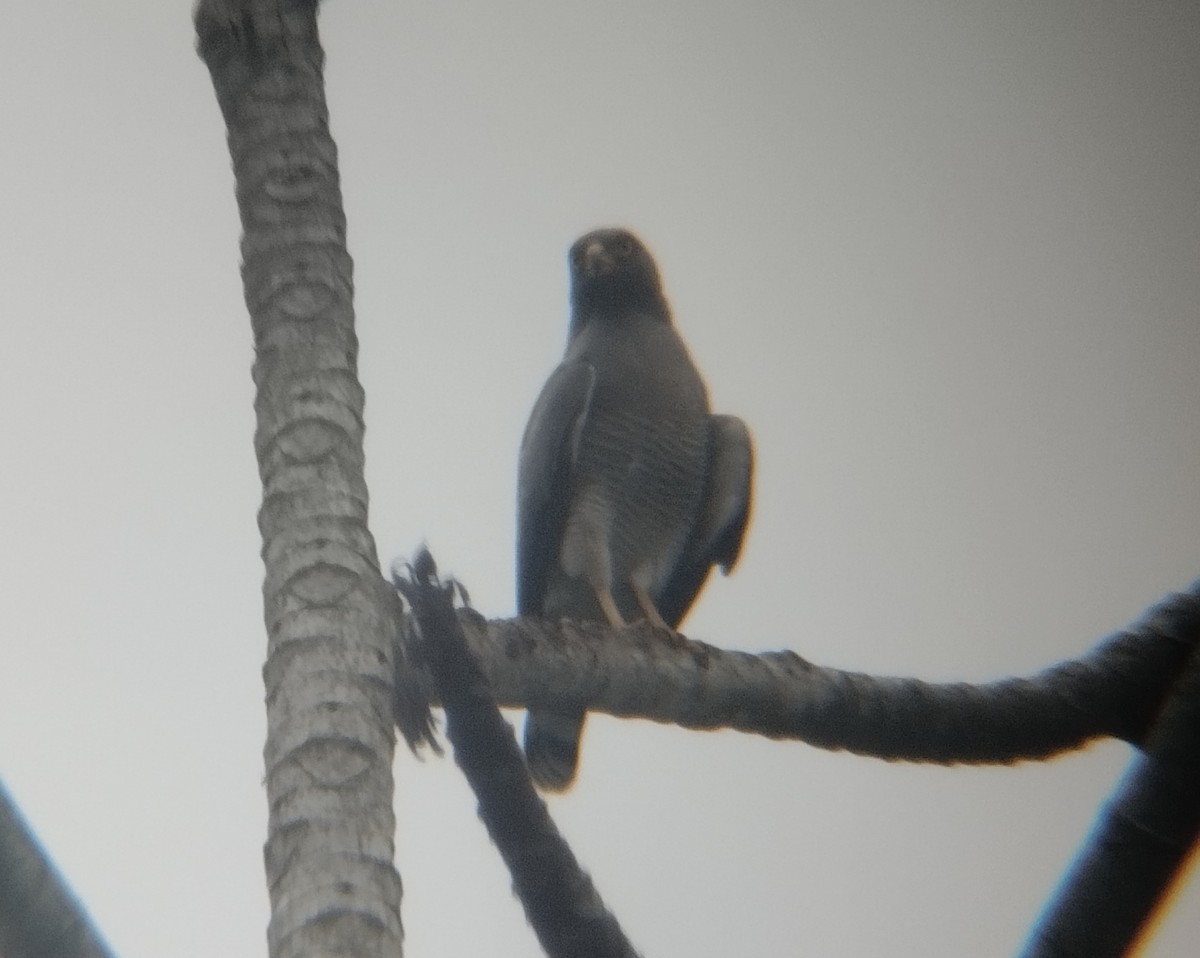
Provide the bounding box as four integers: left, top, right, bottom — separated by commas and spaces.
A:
195, 2, 403, 955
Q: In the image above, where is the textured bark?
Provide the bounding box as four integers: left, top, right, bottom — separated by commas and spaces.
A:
0, 783, 115, 958
1019, 640, 1200, 958
195, 2, 405, 955
397, 583, 1200, 764
397, 553, 639, 958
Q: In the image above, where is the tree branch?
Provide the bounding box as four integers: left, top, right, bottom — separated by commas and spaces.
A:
395, 552, 640, 958
397, 582, 1200, 764
0, 782, 115, 958
1019, 634, 1200, 957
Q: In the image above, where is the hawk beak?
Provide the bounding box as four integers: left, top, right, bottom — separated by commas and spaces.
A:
581, 240, 614, 276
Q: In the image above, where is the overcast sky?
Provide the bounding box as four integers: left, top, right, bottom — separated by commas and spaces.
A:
2, 2, 1198, 956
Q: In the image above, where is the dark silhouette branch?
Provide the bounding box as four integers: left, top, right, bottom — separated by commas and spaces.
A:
396, 582, 1200, 764
0, 782, 115, 958
395, 551, 640, 958
1018, 637, 1200, 958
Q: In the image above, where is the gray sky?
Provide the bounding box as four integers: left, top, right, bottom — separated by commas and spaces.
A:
2, 2, 1198, 956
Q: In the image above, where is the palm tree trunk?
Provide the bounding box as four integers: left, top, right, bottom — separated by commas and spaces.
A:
195, 2, 403, 955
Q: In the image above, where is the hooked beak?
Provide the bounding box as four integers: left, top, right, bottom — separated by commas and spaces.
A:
579, 239, 615, 276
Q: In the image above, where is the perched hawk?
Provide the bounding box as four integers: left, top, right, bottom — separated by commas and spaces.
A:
517, 227, 753, 790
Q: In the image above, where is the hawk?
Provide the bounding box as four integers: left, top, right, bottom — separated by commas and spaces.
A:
517, 227, 754, 790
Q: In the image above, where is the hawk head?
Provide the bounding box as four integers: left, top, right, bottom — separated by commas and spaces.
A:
568, 227, 668, 320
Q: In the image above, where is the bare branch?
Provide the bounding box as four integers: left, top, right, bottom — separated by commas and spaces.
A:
0, 782, 115, 958
396, 583, 1200, 764
395, 552, 640, 958
1019, 636, 1200, 957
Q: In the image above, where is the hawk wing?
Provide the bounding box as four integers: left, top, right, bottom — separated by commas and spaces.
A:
516, 361, 597, 615
656, 414, 754, 629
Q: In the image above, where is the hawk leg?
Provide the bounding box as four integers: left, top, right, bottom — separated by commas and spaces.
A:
633, 581, 671, 631
594, 584, 627, 629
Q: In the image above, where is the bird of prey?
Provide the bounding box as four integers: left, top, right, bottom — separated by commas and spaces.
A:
517, 227, 753, 790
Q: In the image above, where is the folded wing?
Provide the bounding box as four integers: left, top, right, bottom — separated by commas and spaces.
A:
516, 361, 597, 615
656, 414, 754, 629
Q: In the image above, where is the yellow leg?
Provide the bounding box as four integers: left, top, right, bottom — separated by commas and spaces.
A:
594, 585, 626, 629
632, 582, 671, 632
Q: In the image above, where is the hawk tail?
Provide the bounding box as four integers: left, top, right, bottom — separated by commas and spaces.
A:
524, 709, 585, 791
